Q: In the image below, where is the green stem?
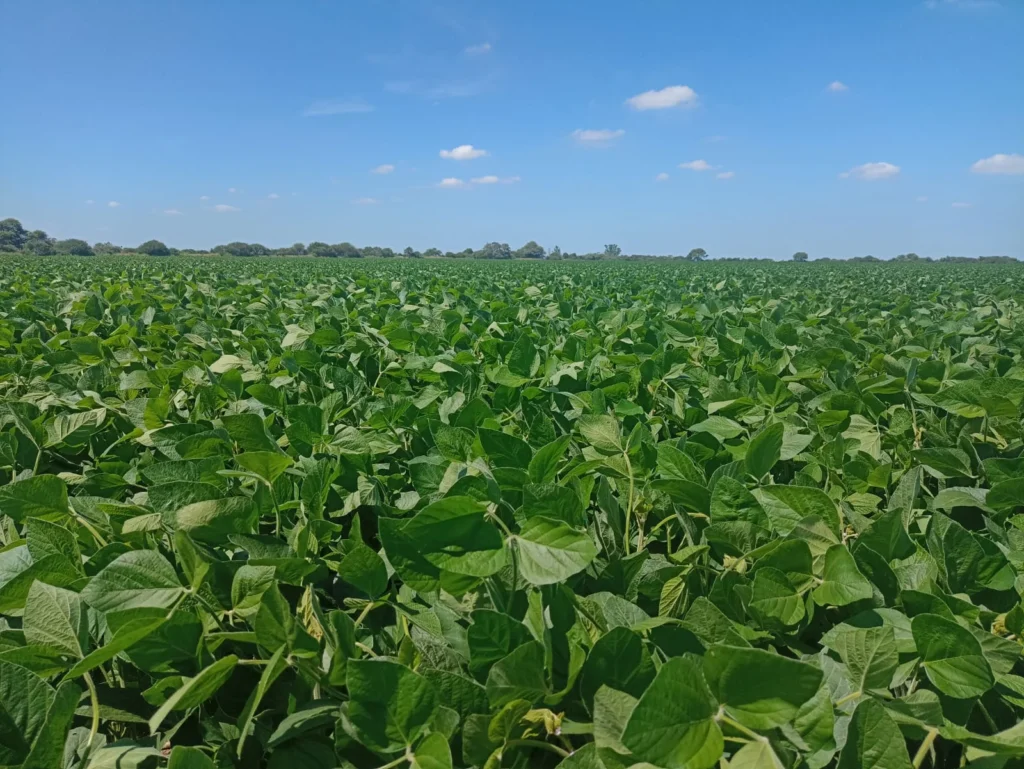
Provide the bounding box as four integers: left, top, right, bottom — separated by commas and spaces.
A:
834, 690, 862, 707
912, 728, 939, 769
505, 739, 570, 759
353, 601, 376, 628
622, 451, 635, 555
374, 755, 408, 769
716, 711, 765, 743
82, 672, 101, 761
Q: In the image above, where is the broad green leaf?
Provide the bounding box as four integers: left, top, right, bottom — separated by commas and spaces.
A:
704, 646, 822, 729
347, 659, 438, 752
812, 545, 873, 606
81, 550, 184, 612
0, 475, 69, 522
621, 656, 722, 769
837, 698, 912, 769
745, 422, 784, 478
515, 516, 597, 585
578, 415, 623, 453
911, 613, 994, 698
23, 582, 88, 658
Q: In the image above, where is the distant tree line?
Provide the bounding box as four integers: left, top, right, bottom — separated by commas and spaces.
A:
1, 218, 1018, 263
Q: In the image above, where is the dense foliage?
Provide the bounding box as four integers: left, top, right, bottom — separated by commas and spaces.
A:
0, 256, 1023, 769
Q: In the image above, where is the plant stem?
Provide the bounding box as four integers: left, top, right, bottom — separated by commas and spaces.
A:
834, 690, 862, 707
912, 728, 939, 769
716, 710, 765, 743
505, 739, 571, 759
622, 450, 635, 554
82, 671, 101, 760
375, 756, 408, 769
353, 601, 376, 628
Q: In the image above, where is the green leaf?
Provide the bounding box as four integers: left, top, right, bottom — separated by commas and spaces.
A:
479, 428, 533, 468
704, 645, 822, 730
745, 422, 784, 478
347, 659, 438, 752
168, 746, 216, 769
528, 435, 572, 484
485, 641, 548, 707
0, 660, 54, 764
837, 698, 912, 769
0, 475, 69, 522
267, 701, 340, 748
66, 615, 167, 678
754, 485, 841, 537
337, 541, 388, 598
21, 680, 80, 769
579, 626, 655, 705
621, 656, 723, 769
81, 549, 184, 612
578, 415, 623, 453
23, 582, 88, 658
148, 654, 239, 732
411, 731, 454, 769
515, 516, 597, 585
812, 545, 873, 606
911, 613, 994, 698
235, 451, 292, 484
174, 496, 257, 543
403, 496, 507, 577
828, 624, 898, 693
747, 567, 805, 628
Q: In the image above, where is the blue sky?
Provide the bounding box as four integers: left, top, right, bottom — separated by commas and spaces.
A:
1, 0, 1022, 258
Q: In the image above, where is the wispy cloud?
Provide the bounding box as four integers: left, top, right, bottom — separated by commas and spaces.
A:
386, 78, 492, 99
440, 144, 488, 160
970, 153, 1024, 175
717, 171, 735, 179
163, 208, 183, 215
840, 162, 900, 180
372, 164, 396, 174
655, 172, 670, 182
679, 160, 713, 171
827, 80, 849, 92
916, 196, 929, 202
470, 175, 520, 185
107, 201, 120, 208
706, 135, 727, 143
626, 85, 699, 111
228, 187, 237, 193
85, 199, 94, 205
302, 99, 374, 116
571, 128, 625, 146
199, 195, 210, 201
213, 204, 240, 213
267, 193, 280, 199
465, 42, 492, 55
437, 178, 467, 188
951, 201, 973, 208
353, 197, 380, 205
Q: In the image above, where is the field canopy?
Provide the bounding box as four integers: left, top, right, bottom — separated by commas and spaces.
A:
0, 255, 1022, 769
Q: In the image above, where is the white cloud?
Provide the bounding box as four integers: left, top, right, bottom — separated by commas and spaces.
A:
951, 201, 973, 208
625, 85, 699, 111
916, 196, 929, 202
353, 197, 380, 205
655, 172, 670, 182
107, 201, 120, 208
970, 153, 1024, 175
163, 208, 183, 215
438, 177, 466, 188
372, 164, 395, 174
827, 81, 849, 92
213, 204, 240, 212
267, 193, 280, 199
465, 42, 492, 55
471, 175, 500, 184
571, 128, 625, 146
717, 171, 735, 179
85, 199, 94, 205
679, 160, 713, 171
199, 195, 210, 201
839, 162, 900, 180
302, 99, 374, 116
440, 144, 488, 160
228, 187, 237, 193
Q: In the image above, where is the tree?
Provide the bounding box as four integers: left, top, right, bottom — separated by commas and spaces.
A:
792, 251, 808, 262
289, 243, 307, 255
476, 242, 512, 260
0, 218, 27, 251
333, 242, 362, 258
93, 242, 122, 255
603, 243, 622, 258
137, 239, 171, 256
549, 245, 562, 261
403, 247, 422, 259
685, 248, 708, 261
25, 230, 55, 255
307, 242, 334, 257
423, 248, 442, 258
515, 240, 546, 259
55, 238, 94, 256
